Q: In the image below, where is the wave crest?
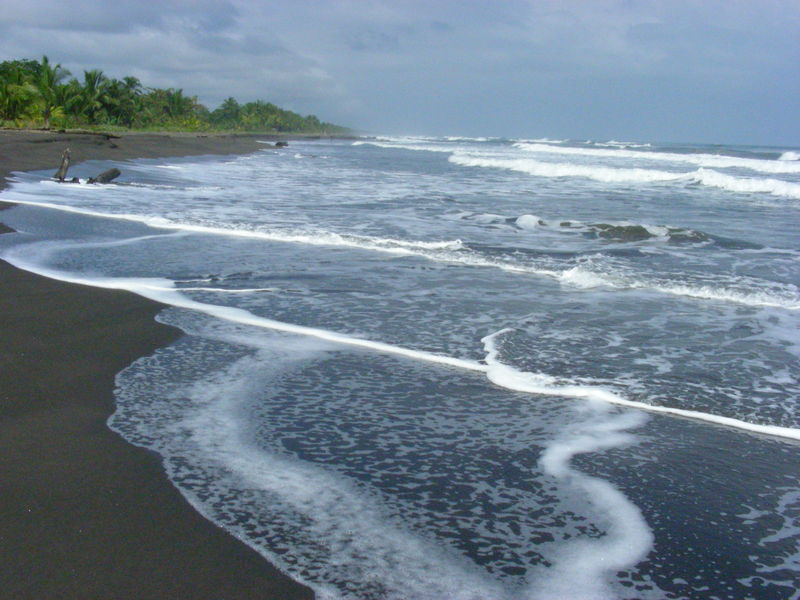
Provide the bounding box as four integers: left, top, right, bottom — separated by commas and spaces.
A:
450, 153, 800, 199
514, 143, 800, 174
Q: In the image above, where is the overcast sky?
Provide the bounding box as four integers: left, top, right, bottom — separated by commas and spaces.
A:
3, 0, 798, 145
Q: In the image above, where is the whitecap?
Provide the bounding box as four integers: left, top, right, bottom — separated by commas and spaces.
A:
514, 142, 800, 175
449, 153, 800, 199
692, 168, 800, 199
559, 266, 612, 289
449, 153, 683, 183
7, 194, 799, 312
515, 214, 545, 230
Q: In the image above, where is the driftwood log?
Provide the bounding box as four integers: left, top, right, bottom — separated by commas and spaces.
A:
54, 148, 71, 181
52, 149, 121, 184
87, 168, 121, 184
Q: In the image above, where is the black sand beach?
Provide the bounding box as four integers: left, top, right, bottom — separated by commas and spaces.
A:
0, 130, 314, 599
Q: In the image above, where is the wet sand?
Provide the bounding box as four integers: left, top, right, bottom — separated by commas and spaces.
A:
0, 130, 314, 599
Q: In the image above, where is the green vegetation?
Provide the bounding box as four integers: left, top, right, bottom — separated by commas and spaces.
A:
0, 56, 350, 134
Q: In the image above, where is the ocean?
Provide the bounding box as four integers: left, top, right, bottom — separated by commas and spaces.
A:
1, 135, 799, 599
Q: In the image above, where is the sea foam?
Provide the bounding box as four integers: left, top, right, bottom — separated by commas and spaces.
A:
532, 410, 654, 600
6, 193, 799, 312
112, 328, 507, 600
5, 240, 800, 442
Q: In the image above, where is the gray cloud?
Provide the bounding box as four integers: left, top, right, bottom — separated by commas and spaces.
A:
2, 0, 798, 144
4, 0, 239, 34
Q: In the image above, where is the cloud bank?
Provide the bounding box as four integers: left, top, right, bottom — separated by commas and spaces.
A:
3, 0, 798, 144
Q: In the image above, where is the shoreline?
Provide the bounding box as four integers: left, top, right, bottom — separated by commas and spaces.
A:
0, 130, 314, 599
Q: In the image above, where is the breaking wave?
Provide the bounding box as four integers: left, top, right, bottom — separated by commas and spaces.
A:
449, 153, 800, 199
4, 238, 800, 443
514, 143, 800, 174
692, 168, 800, 199
5, 194, 798, 311
449, 153, 683, 183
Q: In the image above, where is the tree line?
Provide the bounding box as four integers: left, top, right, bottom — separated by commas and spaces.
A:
0, 56, 350, 134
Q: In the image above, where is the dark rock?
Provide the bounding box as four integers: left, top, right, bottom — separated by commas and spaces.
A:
591, 223, 652, 242
88, 168, 121, 184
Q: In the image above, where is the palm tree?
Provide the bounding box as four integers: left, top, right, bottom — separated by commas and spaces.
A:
79, 69, 108, 124
110, 76, 144, 127
36, 55, 70, 129
122, 76, 143, 95
210, 97, 241, 128
56, 79, 83, 125
164, 88, 193, 119
103, 79, 125, 126
0, 64, 38, 122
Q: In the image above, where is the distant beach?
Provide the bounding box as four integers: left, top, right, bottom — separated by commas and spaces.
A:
0, 129, 314, 599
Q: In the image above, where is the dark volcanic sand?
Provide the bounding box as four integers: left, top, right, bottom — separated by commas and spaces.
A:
0, 130, 314, 599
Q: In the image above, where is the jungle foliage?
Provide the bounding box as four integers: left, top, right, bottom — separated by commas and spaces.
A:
0, 56, 350, 134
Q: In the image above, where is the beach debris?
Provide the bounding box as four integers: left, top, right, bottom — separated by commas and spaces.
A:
54, 148, 71, 181
52, 146, 121, 185
88, 168, 121, 184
